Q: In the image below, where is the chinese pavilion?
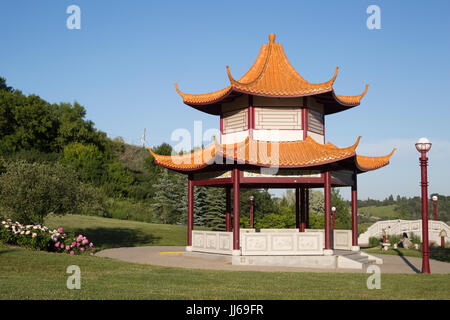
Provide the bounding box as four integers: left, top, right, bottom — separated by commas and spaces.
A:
149, 34, 395, 263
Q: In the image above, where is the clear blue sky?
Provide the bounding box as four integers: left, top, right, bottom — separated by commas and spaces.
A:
1, 0, 449, 200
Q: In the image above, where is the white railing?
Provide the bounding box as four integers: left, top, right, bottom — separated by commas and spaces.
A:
358, 219, 450, 246
240, 231, 324, 256
192, 231, 233, 254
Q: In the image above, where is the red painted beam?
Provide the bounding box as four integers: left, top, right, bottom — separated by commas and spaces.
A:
192, 177, 232, 186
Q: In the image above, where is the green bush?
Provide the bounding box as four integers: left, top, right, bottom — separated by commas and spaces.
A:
60, 142, 106, 185
369, 237, 380, 247
387, 234, 401, 244
409, 232, 421, 245
0, 160, 103, 224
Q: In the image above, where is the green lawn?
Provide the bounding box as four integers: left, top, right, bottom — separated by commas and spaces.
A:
44, 214, 190, 250
1, 243, 450, 300
2, 214, 449, 300
359, 205, 399, 219
363, 246, 450, 263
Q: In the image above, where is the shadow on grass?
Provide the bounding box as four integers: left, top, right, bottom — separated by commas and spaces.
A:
70, 227, 162, 249
393, 249, 421, 274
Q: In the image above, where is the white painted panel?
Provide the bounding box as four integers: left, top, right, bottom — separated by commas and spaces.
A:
221, 130, 249, 144
255, 107, 301, 130
253, 129, 303, 142
192, 231, 233, 254
223, 108, 248, 134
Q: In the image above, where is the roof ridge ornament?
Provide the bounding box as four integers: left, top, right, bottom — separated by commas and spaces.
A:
269, 33, 276, 44
331, 66, 339, 85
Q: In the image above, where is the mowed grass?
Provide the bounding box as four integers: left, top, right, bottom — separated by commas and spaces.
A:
1, 244, 450, 300
44, 214, 189, 250
363, 246, 450, 263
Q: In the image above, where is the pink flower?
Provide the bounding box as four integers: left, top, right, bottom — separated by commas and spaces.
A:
89, 242, 94, 248
60, 244, 64, 249
90, 253, 93, 256
55, 242, 60, 247
70, 251, 74, 255
71, 242, 76, 246
76, 243, 80, 247
57, 227, 63, 233
82, 239, 88, 245
80, 248, 85, 252
65, 245, 70, 250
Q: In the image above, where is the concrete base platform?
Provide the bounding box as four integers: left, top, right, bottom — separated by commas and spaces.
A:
232, 255, 337, 269
185, 250, 377, 269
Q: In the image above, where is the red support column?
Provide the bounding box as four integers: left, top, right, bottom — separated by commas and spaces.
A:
248, 95, 254, 140
232, 168, 240, 254
249, 197, 254, 228
300, 187, 306, 232
351, 172, 359, 250
295, 188, 300, 229
226, 186, 231, 232
305, 189, 310, 228
324, 172, 332, 253
187, 175, 194, 249
302, 97, 308, 140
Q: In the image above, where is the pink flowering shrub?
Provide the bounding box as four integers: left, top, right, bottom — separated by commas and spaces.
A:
0, 219, 95, 255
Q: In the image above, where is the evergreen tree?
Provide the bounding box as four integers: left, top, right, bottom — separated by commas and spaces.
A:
204, 187, 226, 230
194, 186, 208, 226
151, 169, 179, 224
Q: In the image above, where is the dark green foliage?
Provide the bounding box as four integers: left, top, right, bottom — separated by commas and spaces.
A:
204, 188, 226, 230
0, 160, 104, 224
369, 237, 380, 247
151, 169, 187, 224
331, 188, 351, 229
194, 186, 208, 226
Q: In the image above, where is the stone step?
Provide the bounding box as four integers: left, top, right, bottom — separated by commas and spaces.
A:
335, 251, 378, 269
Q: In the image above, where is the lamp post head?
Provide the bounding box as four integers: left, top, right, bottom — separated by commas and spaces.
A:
249, 195, 254, 201
415, 137, 432, 153
331, 206, 336, 212
432, 195, 438, 202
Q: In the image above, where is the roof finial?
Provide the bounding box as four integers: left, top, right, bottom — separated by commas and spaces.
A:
269, 33, 276, 43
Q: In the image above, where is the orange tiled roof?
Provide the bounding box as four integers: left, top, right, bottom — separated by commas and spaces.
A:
148, 136, 395, 173
175, 34, 368, 108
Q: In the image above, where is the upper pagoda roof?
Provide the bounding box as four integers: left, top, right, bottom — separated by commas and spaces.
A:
175, 34, 369, 115
148, 136, 396, 174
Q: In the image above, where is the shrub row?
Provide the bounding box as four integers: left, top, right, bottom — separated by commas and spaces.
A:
1, 219, 95, 255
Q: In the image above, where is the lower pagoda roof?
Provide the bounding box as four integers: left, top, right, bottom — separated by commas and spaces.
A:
148, 136, 396, 174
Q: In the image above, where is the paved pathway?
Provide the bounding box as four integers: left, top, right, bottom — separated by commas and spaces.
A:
95, 246, 450, 274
